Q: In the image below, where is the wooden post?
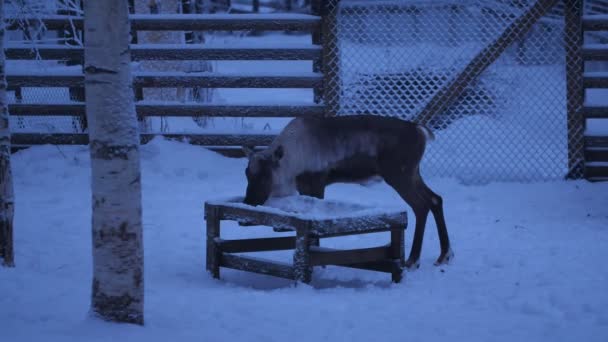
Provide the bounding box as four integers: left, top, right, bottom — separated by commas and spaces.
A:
320, 0, 340, 116
205, 205, 221, 279
0, 0, 15, 268
293, 223, 312, 284
564, 0, 585, 179
390, 227, 405, 283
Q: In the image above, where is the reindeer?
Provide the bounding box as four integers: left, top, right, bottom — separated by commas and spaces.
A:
241, 114, 453, 269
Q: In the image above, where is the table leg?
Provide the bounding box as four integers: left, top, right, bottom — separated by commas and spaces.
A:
391, 227, 405, 283
293, 226, 312, 284
206, 206, 221, 279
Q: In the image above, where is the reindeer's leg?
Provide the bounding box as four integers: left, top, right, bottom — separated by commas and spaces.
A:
380, 166, 430, 270
296, 171, 327, 199
419, 181, 454, 266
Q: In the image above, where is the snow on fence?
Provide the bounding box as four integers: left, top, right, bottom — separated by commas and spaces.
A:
4, 0, 607, 182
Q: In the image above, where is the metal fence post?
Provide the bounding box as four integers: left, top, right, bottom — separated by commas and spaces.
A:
564, 0, 585, 179
320, 0, 341, 116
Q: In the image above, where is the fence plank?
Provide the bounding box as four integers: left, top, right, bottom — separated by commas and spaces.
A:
6, 14, 321, 31
6, 44, 322, 61
7, 72, 323, 88
585, 165, 608, 179
11, 133, 276, 147
583, 72, 608, 88
585, 149, 608, 162
582, 44, 608, 60
582, 15, 608, 31
582, 106, 608, 118
8, 103, 324, 117
585, 136, 608, 148
5, 45, 82, 61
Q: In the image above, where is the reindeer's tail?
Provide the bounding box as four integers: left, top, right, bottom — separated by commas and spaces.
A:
416, 124, 435, 142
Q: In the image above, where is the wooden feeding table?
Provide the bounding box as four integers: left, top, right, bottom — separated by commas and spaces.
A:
204, 196, 408, 284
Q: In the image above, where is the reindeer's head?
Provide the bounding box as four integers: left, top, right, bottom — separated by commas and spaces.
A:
242, 145, 284, 206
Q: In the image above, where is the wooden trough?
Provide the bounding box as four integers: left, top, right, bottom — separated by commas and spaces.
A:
204, 196, 408, 284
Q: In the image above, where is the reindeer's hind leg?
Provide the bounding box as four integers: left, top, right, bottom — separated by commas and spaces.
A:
380, 166, 430, 269
419, 177, 453, 266
380, 165, 452, 269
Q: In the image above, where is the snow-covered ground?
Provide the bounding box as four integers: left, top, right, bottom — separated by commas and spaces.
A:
1, 138, 607, 342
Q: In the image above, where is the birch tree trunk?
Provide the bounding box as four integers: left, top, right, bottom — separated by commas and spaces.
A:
84, 0, 144, 325
0, 0, 15, 268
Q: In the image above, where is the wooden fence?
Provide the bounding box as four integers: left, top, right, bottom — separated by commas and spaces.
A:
6, 2, 336, 156
580, 10, 608, 180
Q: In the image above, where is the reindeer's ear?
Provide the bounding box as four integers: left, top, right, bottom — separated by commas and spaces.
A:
242, 145, 255, 159
273, 145, 284, 162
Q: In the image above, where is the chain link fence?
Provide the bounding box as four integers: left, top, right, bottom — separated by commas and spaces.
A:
9, 0, 606, 183
325, 0, 600, 183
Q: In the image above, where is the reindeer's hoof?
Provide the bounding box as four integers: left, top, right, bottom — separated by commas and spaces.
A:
434, 248, 454, 266
404, 258, 420, 270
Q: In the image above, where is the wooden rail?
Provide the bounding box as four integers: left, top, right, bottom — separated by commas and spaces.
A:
582, 14, 608, 31
6, 44, 322, 61
6, 14, 322, 32
582, 44, 608, 60
8, 103, 324, 117
11, 133, 276, 147
582, 106, 608, 118
585, 136, 608, 148
585, 165, 608, 179
6, 72, 323, 88
583, 72, 608, 88
585, 148, 608, 162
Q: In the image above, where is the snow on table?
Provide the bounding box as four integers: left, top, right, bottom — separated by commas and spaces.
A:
205, 195, 408, 236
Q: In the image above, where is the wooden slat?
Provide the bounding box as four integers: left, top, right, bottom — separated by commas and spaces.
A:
585, 149, 608, 162
583, 72, 608, 88
9, 103, 84, 116
132, 46, 321, 61
585, 136, 608, 148
583, 15, 608, 31
5, 45, 322, 61
220, 254, 295, 280
6, 74, 82, 87
339, 260, 398, 273
6, 73, 324, 88
309, 246, 391, 266
134, 73, 323, 88
5, 14, 321, 31
209, 146, 265, 158
582, 44, 608, 60
217, 237, 295, 253
11, 133, 276, 147
585, 165, 608, 178
137, 103, 324, 117
582, 106, 608, 118
5, 45, 82, 61
8, 103, 324, 117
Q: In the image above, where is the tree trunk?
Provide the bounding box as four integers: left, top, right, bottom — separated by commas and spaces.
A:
0, 0, 15, 268
84, 0, 144, 325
